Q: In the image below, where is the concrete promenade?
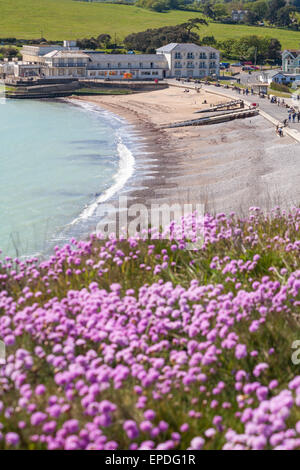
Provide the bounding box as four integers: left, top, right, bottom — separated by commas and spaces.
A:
166, 79, 300, 143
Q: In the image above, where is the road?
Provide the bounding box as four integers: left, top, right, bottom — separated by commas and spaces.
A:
168, 78, 300, 132
204, 83, 300, 131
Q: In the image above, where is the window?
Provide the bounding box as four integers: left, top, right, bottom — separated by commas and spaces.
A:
175, 52, 181, 59
187, 52, 194, 59
199, 52, 207, 60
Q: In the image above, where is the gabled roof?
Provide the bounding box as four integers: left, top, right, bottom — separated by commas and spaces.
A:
156, 43, 219, 53
282, 49, 300, 58
265, 70, 284, 78
156, 43, 178, 53
44, 50, 89, 59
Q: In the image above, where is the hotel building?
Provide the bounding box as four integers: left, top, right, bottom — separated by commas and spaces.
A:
5, 41, 220, 80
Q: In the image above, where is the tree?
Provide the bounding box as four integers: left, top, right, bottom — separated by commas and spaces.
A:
243, 11, 260, 25
212, 4, 227, 20
275, 5, 295, 27
97, 34, 111, 48
201, 35, 217, 46
219, 39, 236, 58
203, 4, 216, 19
267, 38, 282, 62
252, 1, 268, 21
124, 19, 207, 52
265, 0, 286, 24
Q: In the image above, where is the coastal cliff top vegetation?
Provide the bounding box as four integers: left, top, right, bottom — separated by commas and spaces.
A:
0, 0, 299, 49
0, 207, 300, 449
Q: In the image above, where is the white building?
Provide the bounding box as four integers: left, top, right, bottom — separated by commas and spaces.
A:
17, 41, 220, 80
282, 49, 300, 74
231, 10, 248, 22
86, 52, 168, 80
0, 61, 41, 78
156, 43, 219, 79
43, 50, 89, 78
260, 69, 300, 85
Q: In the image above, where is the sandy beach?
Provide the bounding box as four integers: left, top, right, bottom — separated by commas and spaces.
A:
73, 86, 300, 215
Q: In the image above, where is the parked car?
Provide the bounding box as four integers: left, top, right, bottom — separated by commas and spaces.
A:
231, 63, 242, 67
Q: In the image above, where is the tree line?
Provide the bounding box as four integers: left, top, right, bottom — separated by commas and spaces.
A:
123, 21, 282, 64
135, 0, 300, 29
203, 0, 299, 29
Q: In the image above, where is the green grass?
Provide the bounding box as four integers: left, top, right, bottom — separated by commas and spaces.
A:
0, 0, 299, 49
267, 89, 292, 98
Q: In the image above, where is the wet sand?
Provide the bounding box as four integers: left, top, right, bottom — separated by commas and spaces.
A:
73, 86, 300, 215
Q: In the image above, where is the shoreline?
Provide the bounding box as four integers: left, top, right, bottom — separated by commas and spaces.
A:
71, 87, 300, 216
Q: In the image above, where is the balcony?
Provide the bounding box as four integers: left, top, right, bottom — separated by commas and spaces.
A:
54, 63, 86, 67
87, 65, 164, 71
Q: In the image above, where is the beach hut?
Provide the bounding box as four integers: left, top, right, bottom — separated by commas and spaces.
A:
252, 83, 268, 96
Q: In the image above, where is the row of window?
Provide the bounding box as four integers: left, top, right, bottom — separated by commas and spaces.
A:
174, 52, 217, 60
94, 62, 156, 69
175, 61, 217, 68
88, 70, 160, 77
53, 60, 158, 69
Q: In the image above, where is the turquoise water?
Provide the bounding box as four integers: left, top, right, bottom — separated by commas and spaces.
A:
0, 98, 134, 258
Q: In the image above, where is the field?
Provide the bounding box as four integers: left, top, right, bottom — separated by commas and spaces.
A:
0, 0, 299, 48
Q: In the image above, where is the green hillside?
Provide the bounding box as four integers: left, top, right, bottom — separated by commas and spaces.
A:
0, 0, 299, 48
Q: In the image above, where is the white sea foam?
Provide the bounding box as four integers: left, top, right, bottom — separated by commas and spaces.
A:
66, 99, 136, 225
71, 135, 135, 224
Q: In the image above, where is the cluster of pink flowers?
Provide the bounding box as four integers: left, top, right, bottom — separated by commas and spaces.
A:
0, 207, 299, 449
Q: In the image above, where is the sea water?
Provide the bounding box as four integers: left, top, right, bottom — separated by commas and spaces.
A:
0, 98, 135, 258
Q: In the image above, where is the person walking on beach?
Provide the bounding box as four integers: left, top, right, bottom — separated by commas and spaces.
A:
293, 112, 296, 123
289, 112, 292, 123
297, 112, 300, 123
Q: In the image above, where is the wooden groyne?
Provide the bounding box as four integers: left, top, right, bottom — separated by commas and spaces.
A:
164, 108, 258, 129
195, 99, 244, 113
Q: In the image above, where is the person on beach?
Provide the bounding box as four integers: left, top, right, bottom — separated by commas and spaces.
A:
276, 125, 283, 137
297, 112, 300, 123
